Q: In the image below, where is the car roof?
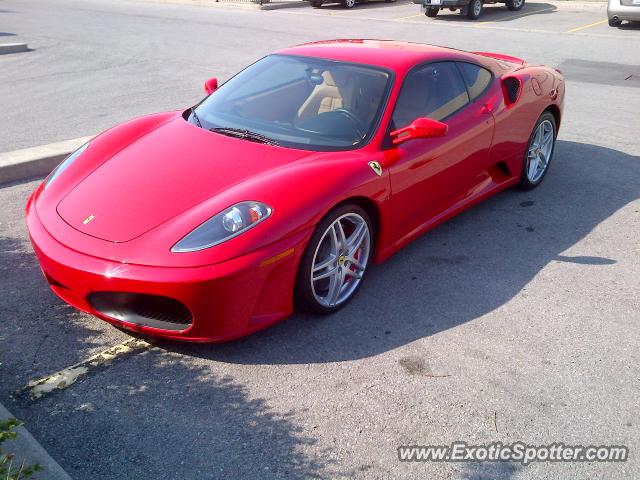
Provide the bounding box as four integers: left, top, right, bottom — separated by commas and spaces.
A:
277, 39, 477, 72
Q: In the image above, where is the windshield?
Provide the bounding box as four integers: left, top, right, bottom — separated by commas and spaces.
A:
191, 54, 392, 151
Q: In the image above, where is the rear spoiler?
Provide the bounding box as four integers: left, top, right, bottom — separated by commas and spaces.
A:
472, 51, 526, 66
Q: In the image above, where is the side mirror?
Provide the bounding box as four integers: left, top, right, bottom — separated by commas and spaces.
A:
204, 77, 218, 95
390, 117, 448, 145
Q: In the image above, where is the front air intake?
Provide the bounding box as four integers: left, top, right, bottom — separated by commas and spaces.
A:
88, 292, 193, 331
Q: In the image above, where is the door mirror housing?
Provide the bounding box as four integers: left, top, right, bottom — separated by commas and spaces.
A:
390, 117, 448, 145
204, 77, 219, 95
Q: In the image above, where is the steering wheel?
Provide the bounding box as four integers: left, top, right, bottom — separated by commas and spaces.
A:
333, 108, 366, 140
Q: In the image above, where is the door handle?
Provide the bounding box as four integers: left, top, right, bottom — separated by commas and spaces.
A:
481, 103, 493, 114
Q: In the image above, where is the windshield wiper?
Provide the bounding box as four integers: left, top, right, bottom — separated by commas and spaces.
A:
190, 107, 202, 128
210, 127, 280, 146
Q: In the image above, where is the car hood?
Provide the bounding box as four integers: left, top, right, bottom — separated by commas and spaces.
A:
56, 118, 311, 242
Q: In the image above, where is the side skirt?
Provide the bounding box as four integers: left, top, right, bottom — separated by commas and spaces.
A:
374, 174, 520, 263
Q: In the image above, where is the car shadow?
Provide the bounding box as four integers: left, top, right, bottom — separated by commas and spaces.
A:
616, 21, 640, 30
316, 0, 414, 11
157, 139, 639, 364
18, 348, 334, 479
429, 1, 557, 22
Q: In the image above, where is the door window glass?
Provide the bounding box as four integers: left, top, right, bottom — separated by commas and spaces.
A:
457, 62, 492, 101
392, 62, 470, 129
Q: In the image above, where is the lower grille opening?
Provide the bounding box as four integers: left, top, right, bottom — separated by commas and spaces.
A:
88, 292, 193, 331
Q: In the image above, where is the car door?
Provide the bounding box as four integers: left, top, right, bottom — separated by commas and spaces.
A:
383, 61, 495, 243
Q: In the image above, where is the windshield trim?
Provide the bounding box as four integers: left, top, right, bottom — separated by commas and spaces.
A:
190, 53, 396, 152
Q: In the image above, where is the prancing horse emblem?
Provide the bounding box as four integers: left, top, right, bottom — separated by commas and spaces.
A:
83, 214, 95, 225
368, 161, 382, 176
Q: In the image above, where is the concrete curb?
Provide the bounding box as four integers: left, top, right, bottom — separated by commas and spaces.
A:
0, 136, 92, 185
0, 402, 73, 480
260, 1, 308, 10
0, 43, 29, 55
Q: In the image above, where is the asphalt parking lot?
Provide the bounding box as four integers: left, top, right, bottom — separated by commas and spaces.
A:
1, 0, 639, 478
305, 0, 616, 34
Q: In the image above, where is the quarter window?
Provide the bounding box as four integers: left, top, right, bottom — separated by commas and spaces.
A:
391, 62, 470, 129
457, 62, 492, 101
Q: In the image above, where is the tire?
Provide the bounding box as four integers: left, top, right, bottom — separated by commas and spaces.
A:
467, 0, 483, 19
608, 17, 622, 27
311, 0, 323, 6
425, 6, 439, 16
342, 0, 356, 8
505, 0, 524, 11
518, 111, 557, 190
295, 204, 374, 315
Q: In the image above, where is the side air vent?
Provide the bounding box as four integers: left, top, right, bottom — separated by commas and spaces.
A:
88, 292, 193, 331
503, 77, 521, 105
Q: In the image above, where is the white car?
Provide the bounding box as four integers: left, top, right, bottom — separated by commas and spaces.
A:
608, 0, 640, 26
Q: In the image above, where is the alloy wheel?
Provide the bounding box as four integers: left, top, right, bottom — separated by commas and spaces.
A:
310, 213, 370, 308
526, 119, 554, 183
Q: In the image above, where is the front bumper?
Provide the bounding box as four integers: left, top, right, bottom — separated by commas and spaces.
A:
608, 0, 640, 21
419, 0, 471, 7
26, 194, 311, 342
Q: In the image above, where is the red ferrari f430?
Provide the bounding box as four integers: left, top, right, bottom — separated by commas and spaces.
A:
26, 40, 564, 342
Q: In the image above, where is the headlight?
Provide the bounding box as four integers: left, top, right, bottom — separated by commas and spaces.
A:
44, 142, 90, 189
171, 201, 272, 252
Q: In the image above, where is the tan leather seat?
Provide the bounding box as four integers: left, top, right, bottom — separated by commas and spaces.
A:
297, 70, 355, 121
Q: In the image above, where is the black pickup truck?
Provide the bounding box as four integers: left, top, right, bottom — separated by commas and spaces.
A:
416, 0, 524, 19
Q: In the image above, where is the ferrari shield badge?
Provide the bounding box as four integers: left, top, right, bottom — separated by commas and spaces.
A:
368, 161, 383, 176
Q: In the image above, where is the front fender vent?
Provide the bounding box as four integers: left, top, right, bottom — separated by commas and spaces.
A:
502, 77, 522, 105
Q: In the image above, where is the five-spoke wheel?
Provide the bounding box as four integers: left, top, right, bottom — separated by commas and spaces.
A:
518, 111, 556, 190
295, 205, 373, 313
